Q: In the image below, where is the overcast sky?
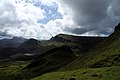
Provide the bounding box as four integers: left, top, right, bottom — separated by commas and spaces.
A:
0, 0, 120, 40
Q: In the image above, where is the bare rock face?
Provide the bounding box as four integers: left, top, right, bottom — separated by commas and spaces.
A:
115, 23, 120, 32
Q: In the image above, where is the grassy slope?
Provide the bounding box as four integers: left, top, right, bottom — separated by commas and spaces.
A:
0, 61, 30, 80
32, 66, 120, 80
60, 29, 120, 70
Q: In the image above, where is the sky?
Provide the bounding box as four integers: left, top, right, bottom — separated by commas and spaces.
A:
0, 0, 120, 40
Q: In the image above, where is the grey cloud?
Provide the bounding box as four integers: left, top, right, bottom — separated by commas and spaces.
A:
0, 2, 20, 28
0, 31, 13, 39
0, 2, 32, 28
110, 0, 120, 17
63, 0, 111, 26
62, 0, 120, 36
70, 28, 89, 34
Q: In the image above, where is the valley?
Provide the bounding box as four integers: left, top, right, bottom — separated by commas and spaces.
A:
0, 23, 120, 80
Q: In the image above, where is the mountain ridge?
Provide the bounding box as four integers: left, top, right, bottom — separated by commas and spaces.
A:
60, 23, 120, 70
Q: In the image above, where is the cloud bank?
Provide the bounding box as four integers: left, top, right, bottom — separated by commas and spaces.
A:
0, 0, 120, 40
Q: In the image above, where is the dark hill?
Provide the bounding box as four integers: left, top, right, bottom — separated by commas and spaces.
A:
9, 39, 43, 61
24, 45, 76, 76
0, 37, 26, 59
16, 38, 41, 53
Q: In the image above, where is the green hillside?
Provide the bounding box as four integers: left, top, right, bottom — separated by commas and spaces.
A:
32, 66, 120, 80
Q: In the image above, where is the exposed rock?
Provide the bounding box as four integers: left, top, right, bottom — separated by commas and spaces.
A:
92, 73, 102, 77
69, 78, 76, 80
82, 71, 87, 74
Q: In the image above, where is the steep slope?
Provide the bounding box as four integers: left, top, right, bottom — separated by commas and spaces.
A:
61, 23, 120, 70
23, 45, 76, 78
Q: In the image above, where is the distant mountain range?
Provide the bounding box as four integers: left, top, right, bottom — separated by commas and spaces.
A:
0, 37, 27, 48
0, 33, 106, 60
